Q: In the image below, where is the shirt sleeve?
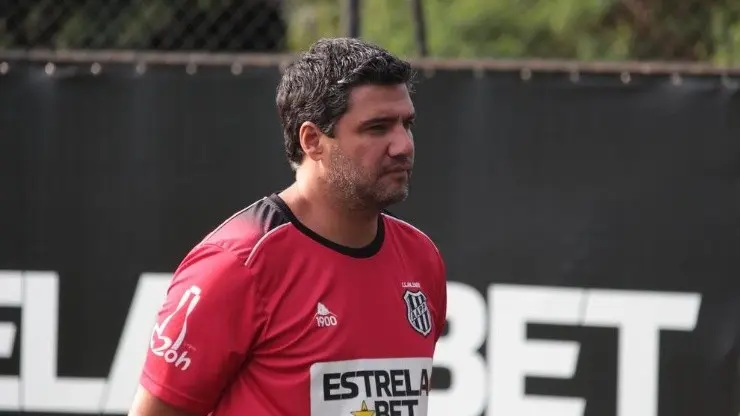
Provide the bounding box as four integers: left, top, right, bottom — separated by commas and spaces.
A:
433, 250, 448, 343
140, 243, 265, 415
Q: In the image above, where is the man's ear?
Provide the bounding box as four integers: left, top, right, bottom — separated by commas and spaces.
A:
299, 121, 324, 162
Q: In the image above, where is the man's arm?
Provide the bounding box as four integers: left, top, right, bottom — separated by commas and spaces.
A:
129, 243, 265, 415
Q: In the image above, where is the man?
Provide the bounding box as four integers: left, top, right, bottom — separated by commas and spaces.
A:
129, 37, 447, 416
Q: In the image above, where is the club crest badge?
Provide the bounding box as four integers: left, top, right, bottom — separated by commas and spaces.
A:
403, 290, 432, 337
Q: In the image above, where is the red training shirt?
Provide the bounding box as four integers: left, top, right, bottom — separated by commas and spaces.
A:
140, 193, 447, 416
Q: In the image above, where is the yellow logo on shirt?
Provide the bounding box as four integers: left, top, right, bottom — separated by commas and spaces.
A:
351, 400, 374, 416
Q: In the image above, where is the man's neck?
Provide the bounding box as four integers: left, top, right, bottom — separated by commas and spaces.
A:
278, 181, 380, 249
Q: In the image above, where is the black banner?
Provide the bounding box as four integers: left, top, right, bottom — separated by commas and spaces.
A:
1, 62, 739, 416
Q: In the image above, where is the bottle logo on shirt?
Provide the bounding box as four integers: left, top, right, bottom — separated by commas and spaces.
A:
315, 302, 338, 327
149, 285, 201, 371
403, 290, 432, 337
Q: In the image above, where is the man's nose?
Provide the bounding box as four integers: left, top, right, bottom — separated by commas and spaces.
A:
388, 126, 414, 157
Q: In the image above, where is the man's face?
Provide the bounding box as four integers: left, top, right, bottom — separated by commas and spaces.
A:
323, 83, 416, 210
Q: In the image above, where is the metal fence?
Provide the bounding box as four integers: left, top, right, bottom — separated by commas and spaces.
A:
0, 0, 288, 52
2, 0, 740, 65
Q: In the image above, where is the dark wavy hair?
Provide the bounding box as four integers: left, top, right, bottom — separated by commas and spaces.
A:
276, 38, 417, 169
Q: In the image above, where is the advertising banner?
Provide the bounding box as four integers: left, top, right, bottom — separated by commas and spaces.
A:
1, 63, 738, 416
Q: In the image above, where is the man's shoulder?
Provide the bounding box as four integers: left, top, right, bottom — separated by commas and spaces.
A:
195, 195, 292, 262
381, 211, 441, 256
166, 196, 292, 301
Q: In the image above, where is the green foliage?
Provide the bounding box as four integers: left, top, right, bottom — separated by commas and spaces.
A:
1, 0, 739, 64
286, 0, 740, 65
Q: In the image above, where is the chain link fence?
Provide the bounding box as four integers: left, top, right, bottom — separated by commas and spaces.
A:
1, 0, 740, 64
0, 0, 288, 51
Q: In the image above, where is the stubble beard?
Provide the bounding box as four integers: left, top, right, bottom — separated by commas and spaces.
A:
326, 147, 409, 213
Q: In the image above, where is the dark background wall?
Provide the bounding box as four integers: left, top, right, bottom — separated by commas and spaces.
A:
1, 63, 739, 416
